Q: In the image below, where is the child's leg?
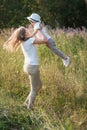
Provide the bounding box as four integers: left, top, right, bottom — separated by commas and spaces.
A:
47, 38, 67, 60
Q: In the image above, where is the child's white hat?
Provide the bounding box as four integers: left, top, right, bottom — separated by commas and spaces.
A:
27, 13, 41, 22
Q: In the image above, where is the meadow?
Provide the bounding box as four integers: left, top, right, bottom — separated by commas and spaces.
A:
0, 27, 87, 130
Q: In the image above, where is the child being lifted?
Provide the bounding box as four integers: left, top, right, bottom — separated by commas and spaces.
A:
27, 13, 70, 67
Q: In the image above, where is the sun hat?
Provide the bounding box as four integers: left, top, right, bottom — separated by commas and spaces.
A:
27, 13, 41, 22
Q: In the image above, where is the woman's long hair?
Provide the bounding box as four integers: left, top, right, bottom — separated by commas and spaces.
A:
3, 27, 27, 52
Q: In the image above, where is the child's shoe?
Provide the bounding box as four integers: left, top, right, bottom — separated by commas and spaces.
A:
62, 56, 70, 67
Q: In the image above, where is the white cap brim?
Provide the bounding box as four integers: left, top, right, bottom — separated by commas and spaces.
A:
27, 17, 41, 22
27, 17, 31, 20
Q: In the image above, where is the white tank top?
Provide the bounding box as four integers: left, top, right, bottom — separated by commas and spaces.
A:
21, 38, 39, 65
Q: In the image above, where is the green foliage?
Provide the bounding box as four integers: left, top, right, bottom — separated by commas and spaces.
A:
0, 0, 87, 28
0, 0, 38, 28
0, 28, 87, 130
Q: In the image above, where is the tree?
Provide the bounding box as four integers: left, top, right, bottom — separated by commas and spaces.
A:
0, 0, 87, 28
36, 0, 87, 28
0, 0, 38, 28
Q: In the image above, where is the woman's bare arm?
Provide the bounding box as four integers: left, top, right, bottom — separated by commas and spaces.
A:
34, 37, 47, 45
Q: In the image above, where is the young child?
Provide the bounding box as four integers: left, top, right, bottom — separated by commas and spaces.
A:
27, 13, 70, 67
27, 13, 47, 41
3, 27, 47, 109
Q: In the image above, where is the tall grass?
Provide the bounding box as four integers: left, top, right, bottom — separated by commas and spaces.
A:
0, 27, 87, 130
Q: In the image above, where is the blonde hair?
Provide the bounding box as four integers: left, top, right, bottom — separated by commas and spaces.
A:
3, 27, 26, 52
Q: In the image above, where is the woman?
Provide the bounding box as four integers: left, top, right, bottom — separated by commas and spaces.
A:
3, 26, 47, 109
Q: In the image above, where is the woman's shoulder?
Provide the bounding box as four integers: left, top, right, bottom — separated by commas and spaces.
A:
26, 37, 35, 44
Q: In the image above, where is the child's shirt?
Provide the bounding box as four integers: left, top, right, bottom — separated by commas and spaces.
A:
34, 22, 41, 31
34, 22, 51, 40
42, 27, 51, 40
34, 22, 42, 39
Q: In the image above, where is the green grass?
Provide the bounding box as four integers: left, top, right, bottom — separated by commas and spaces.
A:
0, 29, 87, 130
